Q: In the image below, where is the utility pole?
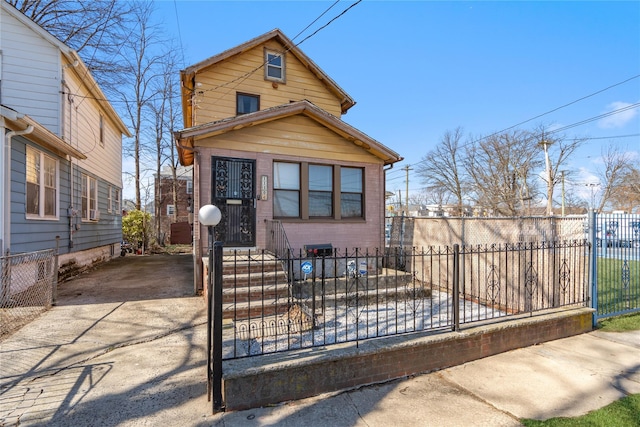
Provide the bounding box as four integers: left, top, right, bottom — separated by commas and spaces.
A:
540, 138, 554, 216
560, 171, 565, 216
402, 165, 412, 215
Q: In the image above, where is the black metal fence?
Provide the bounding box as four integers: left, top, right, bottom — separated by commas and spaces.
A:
220, 239, 590, 359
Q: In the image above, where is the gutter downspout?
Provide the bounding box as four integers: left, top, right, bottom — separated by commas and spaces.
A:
3, 122, 34, 253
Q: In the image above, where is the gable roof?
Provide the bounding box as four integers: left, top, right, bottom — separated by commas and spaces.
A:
174, 100, 402, 167
180, 29, 356, 126
1, 1, 131, 138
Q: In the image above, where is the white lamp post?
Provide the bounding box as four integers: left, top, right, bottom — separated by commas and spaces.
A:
198, 204, 223, 412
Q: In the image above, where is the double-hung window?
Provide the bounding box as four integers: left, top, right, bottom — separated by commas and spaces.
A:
82, 174, 98, 221
26, 146, 58, 219
264, 49, 285, 83
341, 167, 364, 218
309, 165, 333, 217
108, 186, 120, 214
273, 162, 300, 217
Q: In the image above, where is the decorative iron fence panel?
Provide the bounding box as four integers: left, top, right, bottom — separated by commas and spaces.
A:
1, 249, 57, 340
590, 212, 640, 320
220, 240, 589, 359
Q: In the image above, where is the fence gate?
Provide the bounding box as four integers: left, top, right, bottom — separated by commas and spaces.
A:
590, 211, 640, 321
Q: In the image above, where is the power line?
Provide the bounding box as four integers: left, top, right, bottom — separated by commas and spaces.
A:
191, 1, 362, 101
385, 88, 640, 180
173, 0, 187, 69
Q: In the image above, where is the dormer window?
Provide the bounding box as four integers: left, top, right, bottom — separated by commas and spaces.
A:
237, 93, 259, 115
265, 49, 285, 83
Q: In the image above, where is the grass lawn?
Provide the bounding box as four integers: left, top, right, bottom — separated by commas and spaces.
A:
596, 258, 640, 316
520, 312, 640, 426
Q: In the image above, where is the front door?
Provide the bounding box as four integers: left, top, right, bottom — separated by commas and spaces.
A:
211, 156, 256, 247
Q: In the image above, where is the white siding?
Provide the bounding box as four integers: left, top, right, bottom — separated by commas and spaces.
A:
0, 8, 61, 135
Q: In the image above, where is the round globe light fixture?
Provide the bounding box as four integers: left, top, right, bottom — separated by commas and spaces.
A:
199, 204, 222, 226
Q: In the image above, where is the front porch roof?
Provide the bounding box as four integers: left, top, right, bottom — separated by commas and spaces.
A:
174, 100, 403, 167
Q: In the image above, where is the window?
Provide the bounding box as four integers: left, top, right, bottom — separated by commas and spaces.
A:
341, 167, 364, 218
167, 204, 176, 216
236, 93, 259, 115
264, 49, 285, 82
273, 162, 364, 220
309, 165, 333, 217
273, 162, 300, 217
108, 186, 120, 214
186, 180, 193, 195
81, 174, 98, 221
26, 146, 58, 219
99, 114, 104, 147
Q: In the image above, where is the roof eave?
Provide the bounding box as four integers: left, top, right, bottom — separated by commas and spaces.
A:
175, 101, 403, 165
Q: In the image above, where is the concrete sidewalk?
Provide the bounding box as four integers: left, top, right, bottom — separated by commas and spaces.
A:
1, 255, 639, 426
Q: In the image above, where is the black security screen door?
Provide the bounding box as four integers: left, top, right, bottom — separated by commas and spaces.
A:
211, 157, 256, 246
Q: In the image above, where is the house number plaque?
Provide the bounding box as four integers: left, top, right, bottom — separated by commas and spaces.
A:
260, 175, 268, 200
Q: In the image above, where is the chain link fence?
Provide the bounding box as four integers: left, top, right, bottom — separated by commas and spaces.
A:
1, 249, 58, 340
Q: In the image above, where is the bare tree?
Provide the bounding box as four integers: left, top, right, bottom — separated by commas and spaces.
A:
416, 127, 469, 216
615, 163, 640, 213
114, 3, 165, 210
533, 126, 586, 215
597, 145, 636, 212
7, 0, 136, 85
149, 49, 181, 244
465, 130, 542, 216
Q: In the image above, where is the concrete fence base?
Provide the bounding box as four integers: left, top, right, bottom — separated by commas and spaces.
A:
222, 307, 594, 411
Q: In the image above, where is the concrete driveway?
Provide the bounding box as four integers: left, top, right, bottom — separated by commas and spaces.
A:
0, 254, 212, 426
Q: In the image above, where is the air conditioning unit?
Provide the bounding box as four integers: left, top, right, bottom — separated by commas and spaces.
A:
90, 209, 100, 221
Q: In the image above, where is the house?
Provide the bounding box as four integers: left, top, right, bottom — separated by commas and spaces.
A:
0, 2, 130, 273
174, 29, 402, 289
154, 165, 193, 245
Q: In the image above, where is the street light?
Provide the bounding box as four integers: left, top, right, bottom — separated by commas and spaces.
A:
198, 204, 223, 412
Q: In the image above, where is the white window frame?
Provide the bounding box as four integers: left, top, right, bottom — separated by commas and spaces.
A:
81, 174, 98, 221
25, 146, 59, 220
99, 114, 104, 147
107, 186, 120, 214
112, 188, 120, 214
264, 48, 285, 83
186, 180, 193, 195
167, 204, 175, 216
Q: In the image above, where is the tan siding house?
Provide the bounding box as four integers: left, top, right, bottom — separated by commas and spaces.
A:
175, 29, 402, 290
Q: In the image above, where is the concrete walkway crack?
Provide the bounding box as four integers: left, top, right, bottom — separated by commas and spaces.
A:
345, 391, 370, 426
436, 372, 522, 424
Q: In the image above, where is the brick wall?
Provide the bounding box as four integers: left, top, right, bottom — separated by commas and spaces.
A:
222, 307, 593, 411
157, 176, 192, 244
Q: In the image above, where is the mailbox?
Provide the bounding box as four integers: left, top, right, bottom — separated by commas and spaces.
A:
304, 243, 333, 257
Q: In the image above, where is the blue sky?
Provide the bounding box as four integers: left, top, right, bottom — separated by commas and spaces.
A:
154, 0, 640, 206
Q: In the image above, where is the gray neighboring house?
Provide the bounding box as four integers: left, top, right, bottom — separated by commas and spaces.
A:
0, 2, 130, 274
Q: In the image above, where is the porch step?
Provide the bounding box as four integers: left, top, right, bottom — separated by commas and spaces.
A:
218, 251, 291, 321
222, 282, 289, 304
